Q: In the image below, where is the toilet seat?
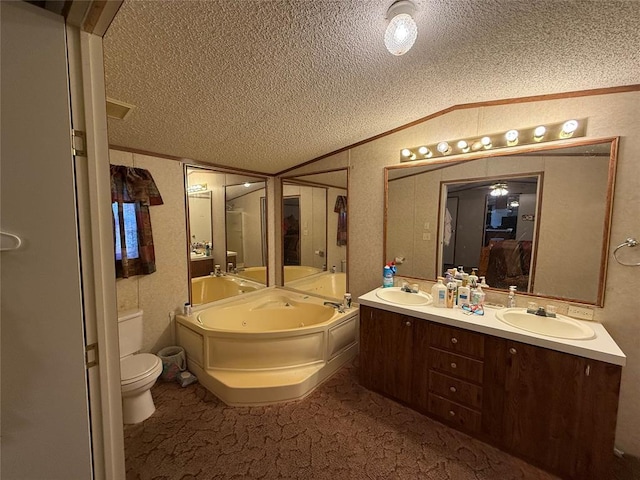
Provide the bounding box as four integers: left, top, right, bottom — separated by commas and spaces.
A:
121, 353, 161, 386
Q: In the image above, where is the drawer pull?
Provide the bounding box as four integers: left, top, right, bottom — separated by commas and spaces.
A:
451, 337, 458, 344
449, 386, 457, 393
509, 347, 517, 355
450, 362, 457, 369
449, 410, 456, 417
405, 321, 411, 327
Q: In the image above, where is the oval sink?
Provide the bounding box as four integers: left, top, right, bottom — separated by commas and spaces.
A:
496, 308, 595, 340
376, 287, 432, 306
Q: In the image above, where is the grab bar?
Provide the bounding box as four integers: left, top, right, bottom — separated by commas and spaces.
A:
613, 237, 640, 266
0, 231, 22, 252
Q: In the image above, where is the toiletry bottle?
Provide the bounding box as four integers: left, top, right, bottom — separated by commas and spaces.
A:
431, 277, 447, 308
458, 282, 471, 308
382, 265, 394, 288
455, 279, 462, 306
472, 284, 485, 307
508, 285, 517, 308
446, 280, 456, 308
469, 269, 478, 288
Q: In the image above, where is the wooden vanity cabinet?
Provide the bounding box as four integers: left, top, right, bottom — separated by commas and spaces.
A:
359, 305, 622, 480
359, 305, 414, 404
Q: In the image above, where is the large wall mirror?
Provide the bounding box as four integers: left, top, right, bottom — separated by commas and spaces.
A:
281, 169, 348, 300
185, 166, 268, 305
385, 138, 618, 306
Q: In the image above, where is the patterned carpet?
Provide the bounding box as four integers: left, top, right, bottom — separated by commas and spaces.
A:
124, 360, 628, 480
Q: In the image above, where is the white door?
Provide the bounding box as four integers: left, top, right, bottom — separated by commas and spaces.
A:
1, 2, 94, 478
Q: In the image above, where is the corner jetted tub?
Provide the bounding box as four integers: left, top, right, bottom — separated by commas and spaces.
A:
176, 287, 359, 406
191, 274, 265, 306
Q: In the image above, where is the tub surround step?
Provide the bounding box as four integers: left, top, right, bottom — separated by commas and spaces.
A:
211, 363, 324, 389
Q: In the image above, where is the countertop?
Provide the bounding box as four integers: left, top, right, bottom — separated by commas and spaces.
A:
359, 288, 626, 366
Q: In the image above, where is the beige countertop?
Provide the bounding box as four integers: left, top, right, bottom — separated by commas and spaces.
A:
359, 287, 626, 366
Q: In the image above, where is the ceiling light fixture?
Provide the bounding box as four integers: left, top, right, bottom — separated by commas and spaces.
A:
243, 182, 251, 188
490, 183, 509, 197
384, 0, 418, 56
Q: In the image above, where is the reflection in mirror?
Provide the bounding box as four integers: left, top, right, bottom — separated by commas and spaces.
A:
186, 166, 268, 305
282, 169, 348, 300
386, 139, 617, 305
443, 176, 540, 292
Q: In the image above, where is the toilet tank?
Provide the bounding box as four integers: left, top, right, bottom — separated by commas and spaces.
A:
118, 309, 144, 357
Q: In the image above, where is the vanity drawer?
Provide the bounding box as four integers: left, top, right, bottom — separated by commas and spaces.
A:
429, 348, 483, 384
428, 393, 481, 433
429, 323, 485, 359
429, 371, 482, 410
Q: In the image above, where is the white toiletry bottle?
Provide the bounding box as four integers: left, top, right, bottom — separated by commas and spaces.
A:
458, 283, 471, 308
508, 285, 517, 307
446, 280, 456, 308
431, 277, 447, 308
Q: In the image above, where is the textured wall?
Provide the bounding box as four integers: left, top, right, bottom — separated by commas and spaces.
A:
110, 150, 189, 353
283, 91, 640, 456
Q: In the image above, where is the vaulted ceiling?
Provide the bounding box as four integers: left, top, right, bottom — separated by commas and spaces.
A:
103, 0, 640, 174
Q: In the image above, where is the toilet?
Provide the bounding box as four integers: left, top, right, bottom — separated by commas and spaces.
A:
118, 309, 163, 424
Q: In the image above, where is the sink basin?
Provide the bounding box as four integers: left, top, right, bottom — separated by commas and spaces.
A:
376, 287, 432, 306
496, 308, 595, 340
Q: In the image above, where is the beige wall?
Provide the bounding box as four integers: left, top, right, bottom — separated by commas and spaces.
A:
110, 150, 189, 353
283, 91, 640, 456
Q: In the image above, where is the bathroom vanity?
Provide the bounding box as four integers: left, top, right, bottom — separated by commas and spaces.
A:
358, 288, 625, 480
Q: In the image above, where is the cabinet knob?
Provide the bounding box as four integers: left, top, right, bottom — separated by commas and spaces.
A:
449, 386, 457, 393
405, 321, 411, 327
450, 362, 457, 369
451, 337, 458, 344
449, 410, 456, 417
509, 347, 517, 355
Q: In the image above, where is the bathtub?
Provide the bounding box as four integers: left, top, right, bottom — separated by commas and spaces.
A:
191, 274, 265, 306
286, 271, 346, 300
176, 287, 359, 406
236, 265, 323, 284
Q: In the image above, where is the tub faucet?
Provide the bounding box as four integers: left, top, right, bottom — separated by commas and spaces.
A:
323, 301, 344, 313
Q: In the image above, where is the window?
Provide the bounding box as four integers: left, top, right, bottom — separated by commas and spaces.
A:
112, 202, 139, 260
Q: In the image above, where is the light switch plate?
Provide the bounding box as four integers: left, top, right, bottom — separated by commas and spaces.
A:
567, 305, 594, 321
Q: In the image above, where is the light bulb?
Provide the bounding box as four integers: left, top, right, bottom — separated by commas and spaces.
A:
401, 148, 412, 157
437, 141, 451, 154
457, 140, 470, 153
505, 130, 519, 144
243, 182, 251, 188
418, 146, 428, 155
533, 126, 546, 140
481, 136, 492, 148
561, 120, 578, 137
385, 8, 417, 56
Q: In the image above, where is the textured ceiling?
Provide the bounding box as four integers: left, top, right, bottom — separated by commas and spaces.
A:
103, 0, 640, 175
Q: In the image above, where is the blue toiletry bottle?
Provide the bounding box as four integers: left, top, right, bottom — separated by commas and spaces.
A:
383, 266, 394, 288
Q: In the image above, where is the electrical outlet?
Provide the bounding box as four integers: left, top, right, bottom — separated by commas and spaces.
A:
422, 232, 431, 241
567, 305, 594, 321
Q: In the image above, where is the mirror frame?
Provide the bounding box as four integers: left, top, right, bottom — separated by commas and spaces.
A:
184, 163, 269, 305
280, 168, 350, 297
384, 136, 619, 306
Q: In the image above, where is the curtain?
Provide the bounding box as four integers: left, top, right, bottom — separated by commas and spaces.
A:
334, 195, 347, 246
110, 165, 163, 278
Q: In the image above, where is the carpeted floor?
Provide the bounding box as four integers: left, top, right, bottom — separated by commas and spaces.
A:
124, 360, 631, 480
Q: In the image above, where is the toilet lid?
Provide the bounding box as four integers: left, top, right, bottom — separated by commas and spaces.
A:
121, 353, 160, 384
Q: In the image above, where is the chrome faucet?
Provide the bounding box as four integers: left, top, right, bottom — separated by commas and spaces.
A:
323, 301, 344, 313
535, 307, 547, 317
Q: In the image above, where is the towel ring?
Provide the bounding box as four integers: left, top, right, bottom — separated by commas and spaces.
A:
0, 231, 22, 252
613, 238, 640, 266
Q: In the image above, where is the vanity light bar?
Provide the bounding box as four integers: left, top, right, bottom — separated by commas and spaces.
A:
187, 183, 208, 193
400, 119, 587, 162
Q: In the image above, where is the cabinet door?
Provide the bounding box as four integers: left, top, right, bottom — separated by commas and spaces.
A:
359, 305, 413, 403
503, 340, 584, 478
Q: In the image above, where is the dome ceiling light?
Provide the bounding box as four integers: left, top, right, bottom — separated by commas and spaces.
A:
384, 0, 418, 56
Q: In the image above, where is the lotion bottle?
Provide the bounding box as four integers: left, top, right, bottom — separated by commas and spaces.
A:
446, 280, 456, 308
431, 277, 447, 308
458, 283, 471, 307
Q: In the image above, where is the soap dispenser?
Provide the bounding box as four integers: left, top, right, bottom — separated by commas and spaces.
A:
431, 277, 447, 308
